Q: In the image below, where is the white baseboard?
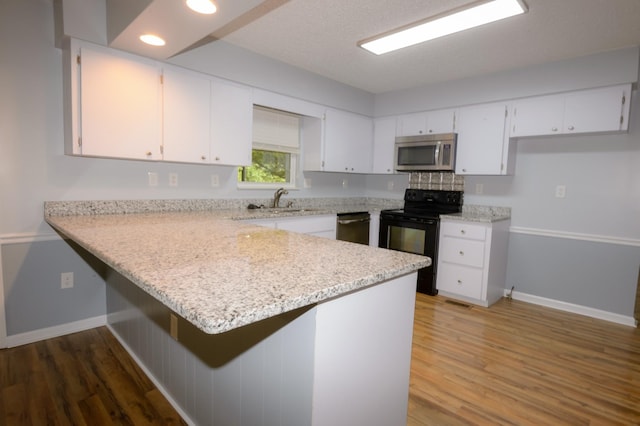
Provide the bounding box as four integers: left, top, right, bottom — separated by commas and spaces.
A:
106, 324, 196, 426
505, 289, 638, 327
5, 315, 107, 348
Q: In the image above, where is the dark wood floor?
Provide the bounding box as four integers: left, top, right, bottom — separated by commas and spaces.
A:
0, 327, 186, 425
1, 295, 639, 425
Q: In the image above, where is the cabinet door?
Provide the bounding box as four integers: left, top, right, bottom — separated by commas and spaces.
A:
323, 109, 373, 173
372, 117, 397, 174
510, 95, 564, 137
162, 66, 211, 164
455, 103, 510, 175
210, 81, 253, 166
563, 86, 626, 134
396, 112, 427, 136
426, 109, 456, 134
79, 45, 161, 160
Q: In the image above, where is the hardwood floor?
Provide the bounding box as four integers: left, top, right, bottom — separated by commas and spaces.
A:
0, 327, 186, 425
1, 295, 638, 425
408, 293, 640, 425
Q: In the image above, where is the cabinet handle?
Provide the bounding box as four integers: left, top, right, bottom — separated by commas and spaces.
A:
457, 279, 462, 285
460, 229, 466, 235
201, 155, 206, 160
146, 151, 152, 156
215, 156, 220, 161
552, 127, 558, 132
568, 125, 575, 131
462, 168, 467, 172
459, 251, 464, 256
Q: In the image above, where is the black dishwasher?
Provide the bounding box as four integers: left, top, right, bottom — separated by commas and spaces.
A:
336, 212, 370, 245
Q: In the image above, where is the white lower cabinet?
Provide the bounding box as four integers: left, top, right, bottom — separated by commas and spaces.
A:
436, 218, 510, 307
246, 215, 336, 239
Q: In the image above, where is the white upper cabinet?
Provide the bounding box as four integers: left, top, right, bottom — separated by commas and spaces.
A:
510, 94, 564, 137
455, 102, 512, 175
75, 43, 162, 160
162, 66, 211, 164
372, 116, 397, 174
65, 39, 253, 166
510, 84, 631, 138
563, 85, 630, 134
426, 109, 457, 134
308, 108, 373, 173
396, 112, 427, 136
396, 109, 455, 136
210, 80, 253, 166
164, 67, 252, 166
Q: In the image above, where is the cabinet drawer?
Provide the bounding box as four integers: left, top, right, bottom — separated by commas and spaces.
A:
440, 221, 486, 240
440, 237, 485, 267
437, 263, 483, 299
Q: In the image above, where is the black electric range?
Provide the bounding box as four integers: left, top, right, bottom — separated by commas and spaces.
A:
379, 189, 463, 295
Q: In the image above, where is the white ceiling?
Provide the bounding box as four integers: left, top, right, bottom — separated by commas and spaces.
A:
109, 0, 640, 94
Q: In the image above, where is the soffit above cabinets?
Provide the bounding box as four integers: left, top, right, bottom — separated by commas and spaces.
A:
105, 0, 273, 59
61, 0, 640, 94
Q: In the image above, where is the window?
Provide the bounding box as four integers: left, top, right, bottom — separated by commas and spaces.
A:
238, 106, 300, 188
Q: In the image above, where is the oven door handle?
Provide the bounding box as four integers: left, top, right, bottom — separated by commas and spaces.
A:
337, 218, 370, 225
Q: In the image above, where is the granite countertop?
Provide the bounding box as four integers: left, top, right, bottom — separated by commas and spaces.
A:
440, 204, 512, 223
45, 199, 427, 335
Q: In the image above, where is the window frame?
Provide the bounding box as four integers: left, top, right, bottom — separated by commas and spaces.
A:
237, 106, 301, 190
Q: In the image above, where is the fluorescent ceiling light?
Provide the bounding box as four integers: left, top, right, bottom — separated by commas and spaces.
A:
139, 34, 166, 46
359, 0, 527, 55
186, 0, 217, 15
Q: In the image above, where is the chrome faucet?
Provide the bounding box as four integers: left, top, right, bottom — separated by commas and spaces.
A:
272, 187, 289, 208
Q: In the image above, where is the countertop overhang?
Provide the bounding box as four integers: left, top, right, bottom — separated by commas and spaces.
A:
45, 205, 429, 334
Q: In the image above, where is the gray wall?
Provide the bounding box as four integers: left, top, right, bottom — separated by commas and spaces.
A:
2, 240, 106, 335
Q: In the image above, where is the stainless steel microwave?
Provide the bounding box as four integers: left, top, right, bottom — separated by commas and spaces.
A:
394, 133, 457, 172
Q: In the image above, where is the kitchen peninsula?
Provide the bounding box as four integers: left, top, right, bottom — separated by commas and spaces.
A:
45, 200, 429, 426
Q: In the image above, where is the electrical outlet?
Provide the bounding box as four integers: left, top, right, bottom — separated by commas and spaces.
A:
148, 172, 158, 187
555, 185, 566, 198
303, 178, 312, 188
169, 173, 178, 187
475, 183, 484, 195
61, 272, 74, 289
210, 174, 219, 187
342, 179, 348, 189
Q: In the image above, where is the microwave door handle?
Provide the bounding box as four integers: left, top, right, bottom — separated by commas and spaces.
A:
434, 143, 441, 165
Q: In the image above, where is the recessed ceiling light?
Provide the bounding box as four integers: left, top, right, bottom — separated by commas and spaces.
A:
186, 0, 217, 15
140, 34, 166, 46
359, 0, 528, 55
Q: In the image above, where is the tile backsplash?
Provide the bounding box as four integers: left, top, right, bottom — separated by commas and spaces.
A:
408, 172, 465, 191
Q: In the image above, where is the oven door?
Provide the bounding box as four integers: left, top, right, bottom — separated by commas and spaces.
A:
378, 213, 439, 295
